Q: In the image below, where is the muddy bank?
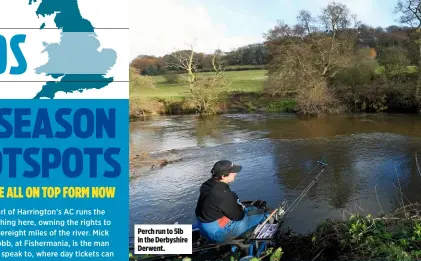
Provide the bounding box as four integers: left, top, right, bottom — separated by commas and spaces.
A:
129, 148, 184, 179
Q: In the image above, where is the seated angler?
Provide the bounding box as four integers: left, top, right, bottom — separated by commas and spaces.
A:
194, 160, 273, 243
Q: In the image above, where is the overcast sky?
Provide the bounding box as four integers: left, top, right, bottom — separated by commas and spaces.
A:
130, 0, 401, 60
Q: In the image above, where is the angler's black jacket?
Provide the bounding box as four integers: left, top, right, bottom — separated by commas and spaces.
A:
195, 178, 245, 223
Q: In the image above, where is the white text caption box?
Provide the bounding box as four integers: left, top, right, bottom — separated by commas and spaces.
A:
134, 224, 192, 255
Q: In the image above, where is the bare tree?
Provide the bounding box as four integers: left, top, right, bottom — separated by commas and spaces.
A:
167, 39, 199, 92
396, 0, 421, 101
264, 3, 359, 115
318, 2, 357, 76
319, 2, 353, 33
297, 10, 316, 35
167, 40, 230, 115
396, 0, 421, 28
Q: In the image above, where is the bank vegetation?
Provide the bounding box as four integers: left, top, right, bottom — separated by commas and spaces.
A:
130, 0, 421, 118
262, 0, 421, 116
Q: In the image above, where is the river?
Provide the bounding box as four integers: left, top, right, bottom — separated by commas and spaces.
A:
129, 113, 421, 237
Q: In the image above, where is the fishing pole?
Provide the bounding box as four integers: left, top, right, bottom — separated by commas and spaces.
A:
281, 161, 327, 220
291, 160, 325, 192
271, 161, 327, 222
130, 160, 329, 254
245, 160, 328, 242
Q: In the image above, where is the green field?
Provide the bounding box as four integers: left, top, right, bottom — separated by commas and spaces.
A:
132, 70, 268, 100
131, 65, 419, 101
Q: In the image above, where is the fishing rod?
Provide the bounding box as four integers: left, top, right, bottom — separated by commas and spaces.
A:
280, 161, 327, 220
130, 160, 329, 255
245, 160, 328, 242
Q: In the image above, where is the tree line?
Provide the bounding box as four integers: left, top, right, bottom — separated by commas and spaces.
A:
263, 0, 421, 115
131, 0, 421, 116
132, 24, 421, 79
130, 43, 268, 76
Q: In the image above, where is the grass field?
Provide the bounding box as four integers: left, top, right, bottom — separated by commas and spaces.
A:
131, 69, 268, 100
131, 65, 419, 101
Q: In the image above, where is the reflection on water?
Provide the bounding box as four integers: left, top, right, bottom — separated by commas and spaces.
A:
130, 113, 421, 236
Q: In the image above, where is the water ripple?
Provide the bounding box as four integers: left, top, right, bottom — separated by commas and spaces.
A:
130, 114, 421, 234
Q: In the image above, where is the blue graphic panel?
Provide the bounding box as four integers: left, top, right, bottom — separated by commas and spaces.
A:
0, 99, 129, 260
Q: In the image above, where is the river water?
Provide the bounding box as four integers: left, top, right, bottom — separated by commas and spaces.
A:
129, 113, 421, 236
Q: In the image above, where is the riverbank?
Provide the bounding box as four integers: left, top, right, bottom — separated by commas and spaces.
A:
279, 204, 421, 261
129, 92, 297, 120
130, 70, 280, 120
130, 67, 421, 120
129, 203, 421, 261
